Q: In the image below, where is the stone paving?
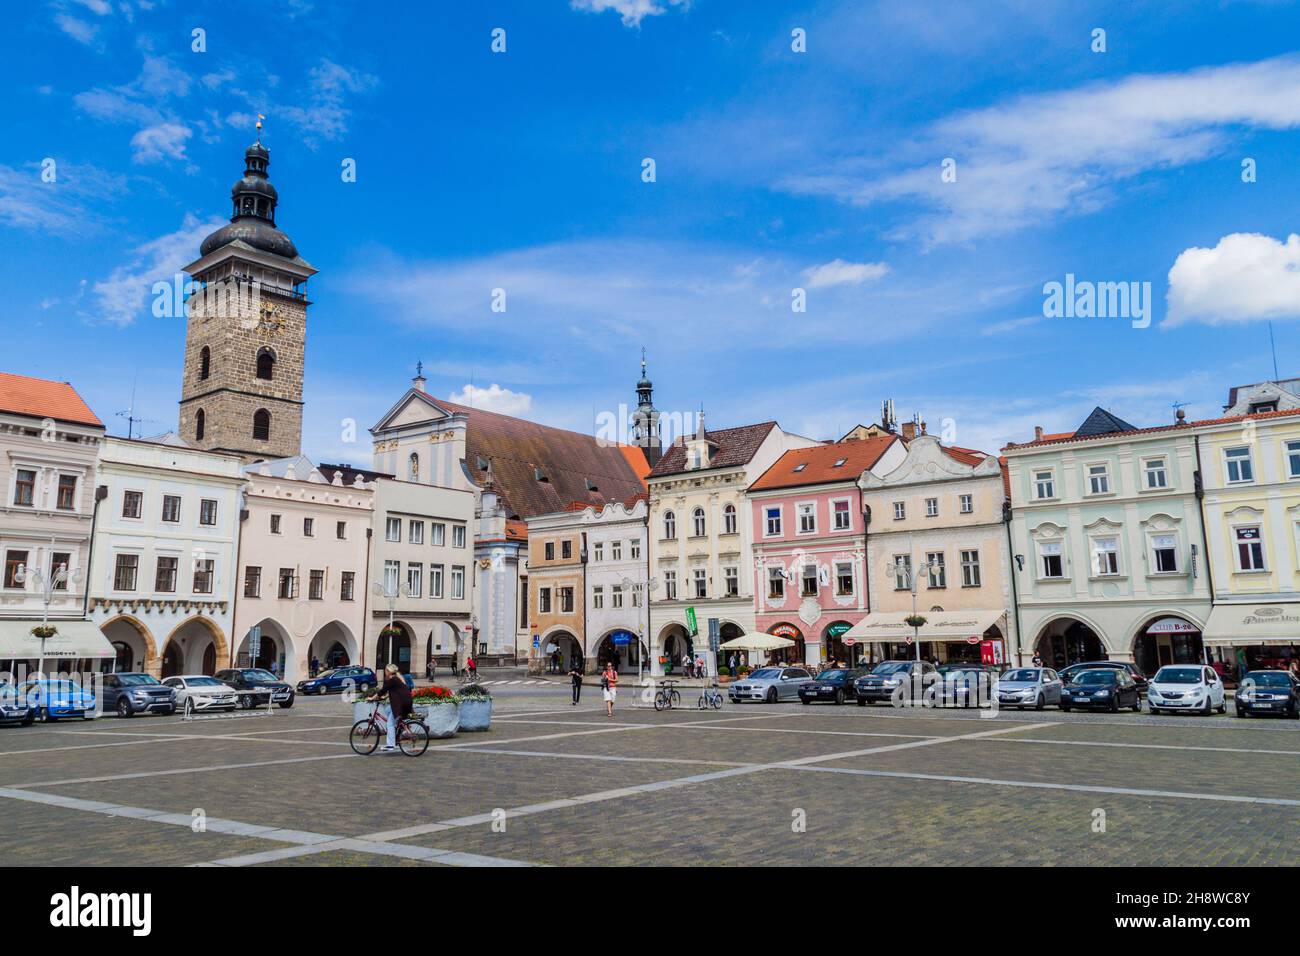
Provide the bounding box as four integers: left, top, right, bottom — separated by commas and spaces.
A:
2, 687, 1297, 866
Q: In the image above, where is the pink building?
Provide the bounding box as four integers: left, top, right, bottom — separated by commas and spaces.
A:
746, 434, 905, 667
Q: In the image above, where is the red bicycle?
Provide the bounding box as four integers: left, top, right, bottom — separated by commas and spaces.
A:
349, 706, 429, 756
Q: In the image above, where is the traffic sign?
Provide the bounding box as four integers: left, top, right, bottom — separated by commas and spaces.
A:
248, 625, 262, 660
708, 617, 720, 653
845, 638, 856, 647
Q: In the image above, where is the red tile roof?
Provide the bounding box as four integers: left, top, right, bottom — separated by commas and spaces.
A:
1003, 406, 1300, 451
748, 435, 898, 491
505, 519, 528, 541
940, 445, 988, 467
649, 421, 778, 477
0, 372, 103, 427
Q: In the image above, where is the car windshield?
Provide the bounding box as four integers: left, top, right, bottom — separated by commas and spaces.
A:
118, 674, 159, 686
816, 670, 846, 680
1246, 672, 1292, 687
316, 669, 338, 679
749, 669, 781, 680
1075, 670, 1117, 685
1154, 667, 1202, 684
1003, 669, 1041, 682
244, 669, 278, 682
188, 677, 224, 687
873, 662, 911, 676
25, 680, 81, 692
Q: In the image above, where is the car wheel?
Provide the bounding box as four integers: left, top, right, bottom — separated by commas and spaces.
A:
37, 707, 52, 723
835, 689, 845, 705
1202, 697, 1213, 716
239, 694, 253, 709
1218, 700, 1227, 714
1234, 706, 1245, 718
765, 688, 777, 704
278, 699, 294, 709
1060, 704, 1070, 712
1034, 694, 1044, 711
116, 698, 133, 718
857, 697, 866, 707
20, 711, 34, 727
1132, 697, 1142, 712
1109, 697, 1119, 713
163, 706, 176, 716
801, 698, 811, 705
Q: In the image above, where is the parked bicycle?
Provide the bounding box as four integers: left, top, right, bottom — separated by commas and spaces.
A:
349, 706, 430, 756
653, 679, 682, 712
697, 682, 723, 710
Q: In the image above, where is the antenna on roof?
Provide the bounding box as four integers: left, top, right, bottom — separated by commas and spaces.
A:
115, 378, 159, 440
1172, 401, 1189, 424
1269, 322, 1280, 382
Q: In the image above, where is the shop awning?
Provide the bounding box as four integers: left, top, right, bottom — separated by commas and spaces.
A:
0, 620, 115, 660
719, 633, 794, 652
1203, 604, 1300, 647
840, 609, 1005, 643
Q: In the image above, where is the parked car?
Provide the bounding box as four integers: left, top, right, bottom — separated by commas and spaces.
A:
1059, 668, 1141, 712
934, 665, 1001, 708
0, 681, 36, 726
798, 667, 868, 705
994, 667, 1063, 710
728, 666, 814, 703
17, 679, 97, 722
162, 675, 239, 714
101, 672, 176, 718
1058, 661, 1148, 697
1234, 670, 1300, 718
215, 668, 296, 709
1147, 664, 1226, 715
296, 665, 377, 696
854, 660, 937, 706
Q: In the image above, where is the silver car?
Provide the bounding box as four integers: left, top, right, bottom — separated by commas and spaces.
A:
994, 667, 1063, 710
728, 666, 813, 703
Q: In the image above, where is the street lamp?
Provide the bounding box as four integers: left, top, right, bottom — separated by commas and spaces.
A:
15, 548, 83, 678
372, 578, 411, 672
896, 537, 944, 664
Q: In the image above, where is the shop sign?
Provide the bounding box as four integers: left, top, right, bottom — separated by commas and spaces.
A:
771, 623, 801, 639
1147, 617, 1199, 635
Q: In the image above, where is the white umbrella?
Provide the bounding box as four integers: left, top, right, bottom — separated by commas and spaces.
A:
718, 633, 794, 652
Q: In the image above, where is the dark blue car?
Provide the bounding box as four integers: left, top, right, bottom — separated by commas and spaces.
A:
0, 682, 36, 726
296, 665, 378, 696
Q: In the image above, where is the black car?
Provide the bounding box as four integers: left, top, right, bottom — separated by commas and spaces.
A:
0, 682, 35, 726
799, 667, 868, 705
101, 672, 176, 718
1235, 670, 1300, 718
855, 660, 937, 706
214, 668, 295, 709
1060, 668, 1141, 712
933, 665, 1001, 708
1058, 660, 1148, 697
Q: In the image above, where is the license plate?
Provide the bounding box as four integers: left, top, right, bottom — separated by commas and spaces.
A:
1073, 696, 1090, 702
1256, 702, 1275, 708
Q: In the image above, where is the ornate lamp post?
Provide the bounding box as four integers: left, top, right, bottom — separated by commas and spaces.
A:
371, 578, 411, 673
15, 549, 83, 678
898, 534, 944, 664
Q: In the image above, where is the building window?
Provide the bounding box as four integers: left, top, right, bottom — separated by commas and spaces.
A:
960, 550, 981, 587
431, 522, 445, 547
1144, 458, 1168, 489
336, 521, 347, 540
765, 507, 782, 536
50, 552, 70, 590
1039, 541, 1064, 579
632, 588, 642, 607
13, 469, 35, 507
303, 517, 315, 537
768, 566, 785, 600
1151, 534, 1178, 573
560, 586, 575, 613
123, 490, 143, 519
1092, 537, 1120, 576
408, 452, 419, 482
892, 555, 911, 590
114, 554, 139, 592
611, 540, 623, 561
244, 566, 262, 598
1235, 526, 1265, 571
4, 550, 27, 588
1087, 464, 1111, 495
664, 511, 677, 539
430, 564, 444, 598
56, 475, 77, 511
544, 542, 555, 561
410, 520, 424, 545
797, 503, 816, 534
692, 507, 707, 537
453, 524, 467, 548
383, 559, 400, 594
835, 561, 853, 596
1288, 441, 1300, 480
630, 540, 641, 560
1034, 470, 1055, 500
341, 571, 355, 601
252, 408, 271, 441
562, 539, 573, 560
926, 552, 946, 588
155, 556, 178, 593
724, 503, 738, 534
724, 566, 738, 596
162, 494, 181, 523
664, 570, 677, 600
406, 563, 422, 598
833, 500, 851, 530
383, 517, 399, 542
278, 567, 296, 599
199, 346, 211, 380
693, 568, 707, 599
195, 409, 205, 441
925, 498, 938, 518
612, 585, 624, 609
959, 494, 973, 514
801, 563, 818, 597
593, 585, 604, 609
893, 501, 906, 520
270, 514, 282, 534
539, 586, 552, 614
193, 559, 214, 594
1225, 446, 1254, 484
593, 542, 604, 562
256, 347, 275, 381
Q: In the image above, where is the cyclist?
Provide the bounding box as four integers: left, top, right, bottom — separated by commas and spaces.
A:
465, 653, 477, 681
366, 664, 412, 753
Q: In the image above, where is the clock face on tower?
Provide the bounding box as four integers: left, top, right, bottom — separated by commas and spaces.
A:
258, 300, 282, 333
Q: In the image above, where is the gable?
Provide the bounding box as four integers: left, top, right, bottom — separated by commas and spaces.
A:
371, 390, 453, 434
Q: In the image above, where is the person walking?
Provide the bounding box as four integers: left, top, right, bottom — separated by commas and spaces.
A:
568, 660, 584, 705
1031, 651, 1044, 667
310, 656, 319, 678
366, 664, 412, 754
601, 660, 619, 717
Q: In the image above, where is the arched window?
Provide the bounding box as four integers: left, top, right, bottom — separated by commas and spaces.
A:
408, 452, 420, 481
256, 347, 275, 381
195, 409, 205, 441
692, 507, 706, 537
252, 408, 271, 441
723, 503, 737, 534
663, 510, 676, 540
199, 346, 211, 380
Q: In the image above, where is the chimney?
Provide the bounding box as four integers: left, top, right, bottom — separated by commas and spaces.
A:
1034, 425, 1044, 442
901, 422, 917, 441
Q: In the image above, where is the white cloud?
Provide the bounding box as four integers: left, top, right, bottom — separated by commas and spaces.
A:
802, 258, 889, 288
130, 122, 192, 164
271, 58, 378, 146
570, 0, 690, 28
447, 383, 533, 417
1165, 232, 1300, 326
0, 162, 122, 233
73, 0, 112, 14
55, 13, 98, 45
89, 214, 225, 326
980, 314, 1041, 336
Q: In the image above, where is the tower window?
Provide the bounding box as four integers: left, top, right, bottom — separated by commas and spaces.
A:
199, 346, 211, 381
195, 409, 205, 441
256, 347, 275, 381
253, 408, 271, 441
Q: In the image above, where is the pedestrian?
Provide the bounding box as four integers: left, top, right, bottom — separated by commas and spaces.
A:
601, 660, 619, 717
1031, 651, 1043, 667
568, 660, 584, 705
310, 656, 319, 677
694, 654, 704, 679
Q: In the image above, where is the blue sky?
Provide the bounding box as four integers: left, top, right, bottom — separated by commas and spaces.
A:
7, 0, 1300, 461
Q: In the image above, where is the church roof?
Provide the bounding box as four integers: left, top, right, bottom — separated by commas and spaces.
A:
0, 371, 103, 428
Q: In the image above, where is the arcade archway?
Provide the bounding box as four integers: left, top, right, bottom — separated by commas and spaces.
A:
162, 617, 229, 678
1034, 618, 1106, 670
375, 621, 414, 675
1131, 615, 1203, 676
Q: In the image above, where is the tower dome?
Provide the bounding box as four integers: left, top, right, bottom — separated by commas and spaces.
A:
199, 140, 299, 259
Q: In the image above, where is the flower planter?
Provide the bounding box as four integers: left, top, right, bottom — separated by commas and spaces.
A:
414, 702, 460, 738
457, 697, 492, 732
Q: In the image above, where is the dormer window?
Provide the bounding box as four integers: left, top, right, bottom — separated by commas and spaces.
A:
534, 467, 549, 483
832, 458, 847, 468
793, 463, 807, 472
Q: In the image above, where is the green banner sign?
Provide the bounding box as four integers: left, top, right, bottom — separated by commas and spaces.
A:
685, 607, 698, 636
826, 622, 852, 639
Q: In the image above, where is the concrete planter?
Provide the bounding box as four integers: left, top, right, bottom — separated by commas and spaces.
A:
413, 702, 460, 738
457, 697, 493, 731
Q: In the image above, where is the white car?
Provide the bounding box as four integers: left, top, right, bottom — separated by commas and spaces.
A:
1146, 665, 1226, 715
162, 675, 239, 714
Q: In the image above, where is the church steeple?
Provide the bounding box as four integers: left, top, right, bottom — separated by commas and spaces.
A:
631, 347, 662, 466
198, 123, 300, 260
